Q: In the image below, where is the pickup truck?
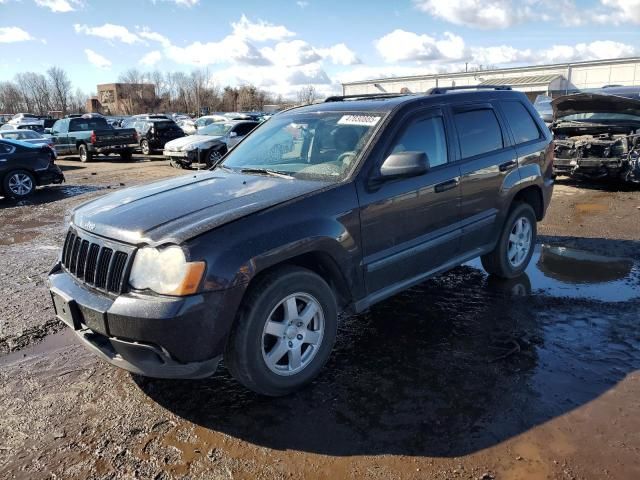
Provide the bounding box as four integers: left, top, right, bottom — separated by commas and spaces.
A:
48, 116, 138, 162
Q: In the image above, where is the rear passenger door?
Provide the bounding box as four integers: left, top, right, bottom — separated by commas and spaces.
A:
451, 103, 518, 255
358, 108, 461, 297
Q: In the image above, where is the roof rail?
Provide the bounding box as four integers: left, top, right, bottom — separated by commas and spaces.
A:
427, 85, 512, 95
324, 93, 410, 102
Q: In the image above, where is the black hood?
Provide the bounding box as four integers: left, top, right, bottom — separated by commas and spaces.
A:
71, 169, 330, 246
552, 93, 640, 119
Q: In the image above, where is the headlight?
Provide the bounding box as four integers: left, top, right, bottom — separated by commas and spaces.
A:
129, 246, 205, 296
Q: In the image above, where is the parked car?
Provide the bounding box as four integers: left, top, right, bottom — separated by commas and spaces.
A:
551, 91, 640, 183
6, 113, 43, 127
163, 120, 258, 168
48, 87, 553, 395
0, 139, 63, 198
121, 114, 170, 128
134, 118, 185, 155
1, 123, 45, 133
533, 95, 553, 125
49, 115, 138, 162
0, 129, 57, 152
188, 115, 227, 134
176, 118, 196, 135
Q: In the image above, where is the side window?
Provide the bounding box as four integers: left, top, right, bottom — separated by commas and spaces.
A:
453, 109, 504, 159
390, 116, 448, 167
500, 101, 541, 144
52, 120, 62, 133
235, 123, 257, 136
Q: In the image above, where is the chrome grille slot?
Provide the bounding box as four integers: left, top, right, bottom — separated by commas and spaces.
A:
60, 229, 132, 295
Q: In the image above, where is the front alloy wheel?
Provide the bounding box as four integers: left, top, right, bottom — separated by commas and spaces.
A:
507, 217, 532, 268
141, 140, 150, 155
225, 266, 338, 396
206, 148, 222, 167
261, 293, 325, 376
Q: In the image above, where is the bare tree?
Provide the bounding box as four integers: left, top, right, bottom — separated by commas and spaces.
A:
47, 67, 72, 114
296, 85, 317, 105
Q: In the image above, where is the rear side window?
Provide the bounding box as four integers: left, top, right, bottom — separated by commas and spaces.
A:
69, 118, 109, 132
454, 109, 503, 158
500, 101, 541, 144
390, 116, 448, 167
234, 123, 258, 136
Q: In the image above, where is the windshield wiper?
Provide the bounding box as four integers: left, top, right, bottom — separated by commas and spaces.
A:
240, 168, 294, 179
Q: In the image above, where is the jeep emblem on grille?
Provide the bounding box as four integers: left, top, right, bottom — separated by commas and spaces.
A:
82, 220, 96, 231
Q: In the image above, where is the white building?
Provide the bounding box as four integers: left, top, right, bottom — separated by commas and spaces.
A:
342, 57, 640, 101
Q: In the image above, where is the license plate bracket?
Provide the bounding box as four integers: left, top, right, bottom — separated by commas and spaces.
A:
51, 289, 80, 329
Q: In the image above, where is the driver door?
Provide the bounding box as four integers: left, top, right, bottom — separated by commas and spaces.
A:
357, 109, 462, 296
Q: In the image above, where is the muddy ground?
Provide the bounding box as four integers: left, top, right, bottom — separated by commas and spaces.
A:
0, 158, 639, 479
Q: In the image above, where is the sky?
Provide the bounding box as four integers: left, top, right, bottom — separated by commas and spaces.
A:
0, 0, 639, 99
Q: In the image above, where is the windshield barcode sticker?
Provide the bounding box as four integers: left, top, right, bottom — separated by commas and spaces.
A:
338, 115, 381, 126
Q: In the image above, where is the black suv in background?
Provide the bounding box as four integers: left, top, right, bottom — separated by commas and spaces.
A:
133, 119, 185, 155
49, 87, 554, 396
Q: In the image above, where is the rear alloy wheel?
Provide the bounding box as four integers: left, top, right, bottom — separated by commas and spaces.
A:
4, 170, 35, 198
141, 139, 151, 155
225, 266, 338, 396
78, 144, 92, 163
481, 202, 537, 279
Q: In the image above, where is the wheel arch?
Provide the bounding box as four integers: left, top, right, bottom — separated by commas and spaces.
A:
511, 184, 544, 221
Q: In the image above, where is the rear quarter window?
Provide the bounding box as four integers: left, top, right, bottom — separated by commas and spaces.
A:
453, 109, 504, 159
500, 101, 541, 144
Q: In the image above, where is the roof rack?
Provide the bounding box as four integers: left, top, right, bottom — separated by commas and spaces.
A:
427, 85, 512, 95
324, 93, 411, 102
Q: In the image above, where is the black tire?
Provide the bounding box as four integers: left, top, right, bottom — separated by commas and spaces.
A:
205, 147, 225, 168
225, 266, 338, 396
481, 202, 537, 279
78, 144, 92, 163
120, 150, 133, 161
141, 139, 150, 155
3, 169, 36, 198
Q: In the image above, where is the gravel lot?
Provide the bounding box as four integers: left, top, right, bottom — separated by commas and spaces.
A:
0, 157, 639, 479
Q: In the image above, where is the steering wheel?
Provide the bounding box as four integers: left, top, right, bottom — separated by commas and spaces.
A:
337, 151, 356, 166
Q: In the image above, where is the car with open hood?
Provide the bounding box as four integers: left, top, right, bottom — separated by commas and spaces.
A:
48, 86, 553, 396
163, 120, 259, 168
551, 91, 640, 183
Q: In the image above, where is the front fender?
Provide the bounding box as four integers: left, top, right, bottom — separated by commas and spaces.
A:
186, 182, 363, 299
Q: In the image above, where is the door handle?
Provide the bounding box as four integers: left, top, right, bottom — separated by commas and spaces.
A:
499, 160, 518, 172
434, 178, 459, 193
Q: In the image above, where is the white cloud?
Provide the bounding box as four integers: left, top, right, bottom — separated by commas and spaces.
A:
414, 0, 532, 29
84, 49, 111, 69
165, 35, 269, 66
168, 0, 199, 5
414, 0, 640, 28
316, 43, 361, 65
376, 29, 466, 62
139, 50, 162, 66
296, 0, 309, 7
261, 40, 321, 66
74, 23, 141, 44
231, 14, 295, 42
0, 27, 34, 43
35, 0, 80, 12
138, 28, 171, 47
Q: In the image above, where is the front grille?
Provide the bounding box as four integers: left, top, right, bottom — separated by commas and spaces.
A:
61, 229, 133, 295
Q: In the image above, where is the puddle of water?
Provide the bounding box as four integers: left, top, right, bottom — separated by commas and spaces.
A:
0, 329, 75, 367
466, 244, 638, 302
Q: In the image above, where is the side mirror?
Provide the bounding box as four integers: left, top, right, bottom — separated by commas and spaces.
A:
228, 131, 238, 138
379, 151, 429, 179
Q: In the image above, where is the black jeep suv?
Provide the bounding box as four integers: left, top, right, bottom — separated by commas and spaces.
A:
48, 87, 554, 396
134, 118, 185, 155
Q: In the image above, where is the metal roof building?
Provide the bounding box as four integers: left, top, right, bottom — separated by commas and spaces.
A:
342, 57, 640, 101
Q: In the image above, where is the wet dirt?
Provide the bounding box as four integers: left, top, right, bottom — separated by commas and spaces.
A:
1, 164, 640, 479
0, 156, 186, 354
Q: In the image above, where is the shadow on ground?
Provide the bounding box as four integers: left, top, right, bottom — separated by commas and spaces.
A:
0, 184, 104, 208
136, 238, 640, 457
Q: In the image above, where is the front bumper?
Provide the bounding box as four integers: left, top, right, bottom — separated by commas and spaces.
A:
163, 150, 197, 163
48, 263, 243, 379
